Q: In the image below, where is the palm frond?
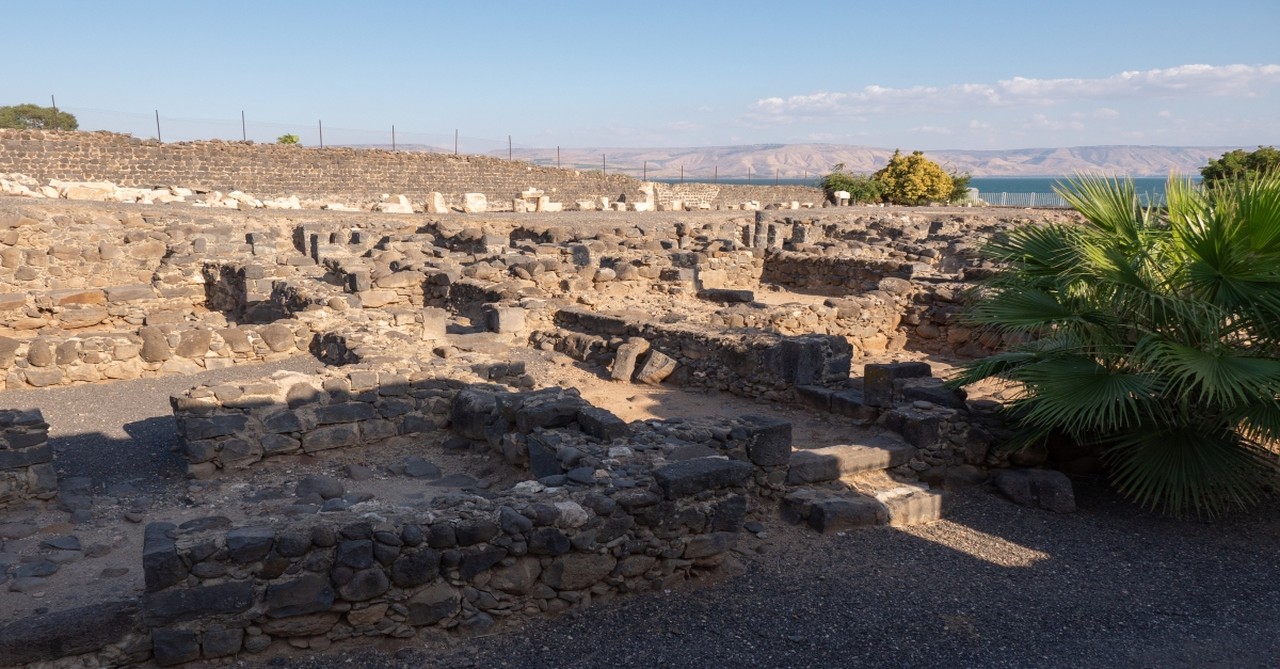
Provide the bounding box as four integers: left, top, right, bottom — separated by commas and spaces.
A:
1011, 356, 1158, 436
1104, 425, 1278, 518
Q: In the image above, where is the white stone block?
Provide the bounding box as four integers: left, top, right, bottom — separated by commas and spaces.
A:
463, 192, 487, 213
425, 192, 448, 213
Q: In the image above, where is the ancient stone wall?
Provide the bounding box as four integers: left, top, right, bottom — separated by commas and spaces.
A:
0, 408, 55, 510
0, 130, 822, 209
0, 321, 314, 391
149, 382, 791, 663
547, 307, 853, 400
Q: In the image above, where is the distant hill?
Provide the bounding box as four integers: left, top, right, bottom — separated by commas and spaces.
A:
501, 144, 1245, 179
343, 142, 1248, 179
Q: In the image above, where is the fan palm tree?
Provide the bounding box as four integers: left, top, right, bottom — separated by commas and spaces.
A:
952, 173, 1280, 516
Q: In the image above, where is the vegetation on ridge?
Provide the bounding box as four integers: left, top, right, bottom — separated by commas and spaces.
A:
1201, 146, 1280, 187
0, 104, 78, 130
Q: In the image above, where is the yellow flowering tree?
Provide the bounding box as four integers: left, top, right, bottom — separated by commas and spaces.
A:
872, 150, 954, 205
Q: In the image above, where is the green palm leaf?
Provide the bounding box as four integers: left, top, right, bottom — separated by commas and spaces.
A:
956, 172, 1280, 517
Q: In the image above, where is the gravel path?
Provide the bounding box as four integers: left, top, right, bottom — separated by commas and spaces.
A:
229, 483, 1280, 669
1, 356, 324, 495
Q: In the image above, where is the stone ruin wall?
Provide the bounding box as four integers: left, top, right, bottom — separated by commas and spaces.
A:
0, 130, 821, 210
144, 382, 791, 663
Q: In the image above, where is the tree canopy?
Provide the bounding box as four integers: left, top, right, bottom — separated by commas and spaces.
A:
872, 150, 954, 205
1201, 146, 1280, 186
0, 104, 78, 130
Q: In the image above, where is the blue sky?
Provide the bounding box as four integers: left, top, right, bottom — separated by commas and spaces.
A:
7, 0, 1278, 150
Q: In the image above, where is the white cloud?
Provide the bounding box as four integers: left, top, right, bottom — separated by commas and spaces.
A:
748, 64, 1280, 122
911, 125, 953, 135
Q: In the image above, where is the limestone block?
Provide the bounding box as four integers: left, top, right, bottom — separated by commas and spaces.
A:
485, 305, 526, 334
421, 307, 447, 341
374, 194, 414, 214
61, 182, 116, 201
610, 338, 650, 382
634, 350, 676, 385
462, 193, 487, 213
262, 195, 302, 209
541, 201, 563, 212
57, 305, 109, 329
425, 192, 448, 214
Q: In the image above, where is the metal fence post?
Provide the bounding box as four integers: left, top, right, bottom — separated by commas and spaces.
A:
155, 110, 161, 142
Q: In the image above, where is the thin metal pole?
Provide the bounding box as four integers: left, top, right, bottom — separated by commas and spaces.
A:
680, 165, 684, 183
508, 135, 512, 161
714, 166, 718, 184
392, 125, 396, 151
557, 146, 560, 169
51, 95, 56, 110
241, 111, 246, 141
454, 129, 458, 155
155, 110, 161, 142
318, 120, 324, 148
775, 168, 779, 186
747, 166, 752, 184
602, 154, 606, 176
643, 160, 647, 181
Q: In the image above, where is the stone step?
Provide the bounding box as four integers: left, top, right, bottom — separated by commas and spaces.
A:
785, 436, 914, 485
874, 484, 946, 527
780, 479, 946, 533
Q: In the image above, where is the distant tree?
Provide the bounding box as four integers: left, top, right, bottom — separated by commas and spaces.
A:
0, 103, 78, 130
277, 134, 300, 145
818, 163, 881, 203
1201, 146, 1280, 186
872, 150, 954, 205
948, 171, 973, 203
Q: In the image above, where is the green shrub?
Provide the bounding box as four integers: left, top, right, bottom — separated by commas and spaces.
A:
277, 134, 300, 145
952, 174, 1280, 517
818, 164, 881, 203
872, 150, 953, 205
0, 104, 78, 130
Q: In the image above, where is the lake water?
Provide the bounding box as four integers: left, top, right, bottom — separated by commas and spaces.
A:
656, 176, 1188, 195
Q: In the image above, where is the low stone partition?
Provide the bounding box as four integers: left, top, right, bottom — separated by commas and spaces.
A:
0, 408, 56, 510
150, 386, 793, 663
0, 284, 208, 336
0, 320, 313, 390
760, 250, 925, 295
546, 307, 852, 400
710, 293, 908, 359
172, 370, 462, 478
